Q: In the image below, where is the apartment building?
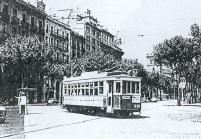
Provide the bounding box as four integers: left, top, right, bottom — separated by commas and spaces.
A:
0, 0, 46, 42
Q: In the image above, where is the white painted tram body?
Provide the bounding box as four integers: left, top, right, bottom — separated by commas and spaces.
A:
62, 71, 141, 117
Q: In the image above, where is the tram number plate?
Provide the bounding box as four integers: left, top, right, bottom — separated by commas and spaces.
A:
132, 96, 141, 103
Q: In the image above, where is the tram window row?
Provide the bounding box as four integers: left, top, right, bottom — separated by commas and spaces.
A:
64, 81, 104, 96
64, 81, 140, 96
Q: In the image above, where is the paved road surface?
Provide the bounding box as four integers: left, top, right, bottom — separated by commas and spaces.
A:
1, 100, 201, 139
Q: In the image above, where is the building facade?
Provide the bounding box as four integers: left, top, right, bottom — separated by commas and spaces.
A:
71, 10, 124, 59
0, 0, 46, 42
0, 1, 124, 103
101, 29, 123, 59
43, 15, 71, 102
70, 31, 85, 60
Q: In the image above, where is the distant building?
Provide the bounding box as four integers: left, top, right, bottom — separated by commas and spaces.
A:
0, 0, 46, 42
146, 53, 159, 72
101, 29, 123, 59
45, 15, 71, 63
70, 31, 85, 59
71, 10, 124, 59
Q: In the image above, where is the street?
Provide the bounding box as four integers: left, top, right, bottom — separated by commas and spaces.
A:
1, 100, 201, 139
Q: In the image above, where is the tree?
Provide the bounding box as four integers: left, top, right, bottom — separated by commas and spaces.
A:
153, 24, 201, 104
0, 35, 53, 102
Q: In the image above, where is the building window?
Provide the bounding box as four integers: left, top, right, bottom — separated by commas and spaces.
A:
92, 46, 95, 51
92, 30, 95, 36
97, 32, 100, 38
22, 13, 26, 22
86, 26, 90, 33
86, 36, 90, 43
92, 38, 95, 45
57, 52, 59, 61
67, 43, 69, 52
45, 36, 48, 43
66, 33, 69, 41
13, 9, 17, 16
66, 55, 69, 63
97, 41, 100, 46
46, 24, 49, 33
31, 17, 35, 25
86, 45, 90, 51
51, 26, 53, 33
39, 20, 43, 30
2, 4, 8, 14
2, 23, 7, 32
77, 42, 80, 50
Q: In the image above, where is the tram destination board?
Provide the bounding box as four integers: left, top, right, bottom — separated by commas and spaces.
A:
132, 95, 141, 103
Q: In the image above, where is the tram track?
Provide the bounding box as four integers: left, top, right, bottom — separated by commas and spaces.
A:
0, 117, 101, 138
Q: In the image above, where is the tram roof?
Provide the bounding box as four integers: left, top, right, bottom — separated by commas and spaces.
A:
63, 71, 141, 82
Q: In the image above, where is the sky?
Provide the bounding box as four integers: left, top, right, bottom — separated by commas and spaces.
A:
27, 0, 201, 68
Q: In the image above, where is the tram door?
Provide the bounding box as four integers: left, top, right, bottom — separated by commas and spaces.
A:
106, 81, 114, 113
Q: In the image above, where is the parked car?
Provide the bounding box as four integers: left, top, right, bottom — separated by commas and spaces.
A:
0, 106, 6, 124
47, 98, 58, 105
150, 97, 158, 102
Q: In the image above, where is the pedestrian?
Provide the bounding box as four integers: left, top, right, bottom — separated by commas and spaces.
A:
20, 92, 27, 115
16, 92, 27, 115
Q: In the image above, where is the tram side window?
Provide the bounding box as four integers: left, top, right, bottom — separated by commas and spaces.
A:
99, 81, 103, 94
90, 89, 93, 95
136, 82, 139, 94
78, 89, 81, 95
64, 85, 67, 94
82, 89, 85, 95
132, 82, 136, 93
94, 88, 98, 95
99, 81, 103, 86
86, 89, 89, 95
94, 82, 98, 87
116, 82, 121, 93
122, 81, 126, 94
108, 97, 111, 106
127, 82, 131, 93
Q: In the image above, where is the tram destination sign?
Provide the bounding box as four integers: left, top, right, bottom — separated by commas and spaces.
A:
132, 95, 141, 103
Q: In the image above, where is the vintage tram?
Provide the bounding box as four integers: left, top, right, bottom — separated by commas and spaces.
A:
61, 71, 141, 117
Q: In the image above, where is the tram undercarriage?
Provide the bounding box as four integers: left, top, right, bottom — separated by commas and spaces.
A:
64, 105, 141, 118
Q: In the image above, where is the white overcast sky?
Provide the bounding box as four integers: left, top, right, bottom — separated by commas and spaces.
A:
27, 0, 201, 68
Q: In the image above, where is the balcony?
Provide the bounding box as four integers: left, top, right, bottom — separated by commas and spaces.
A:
50, 44, 68, 53
0, 12, 10, 23
50, 31, 68, 40
11, 16, 20, 25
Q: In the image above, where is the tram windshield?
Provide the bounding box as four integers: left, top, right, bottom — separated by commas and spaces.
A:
122, 81, 139, 94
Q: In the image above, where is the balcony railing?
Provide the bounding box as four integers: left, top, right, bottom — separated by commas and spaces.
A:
49, 43, 69, 52
0, 12, 10, 23
50, 31, 68, 40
